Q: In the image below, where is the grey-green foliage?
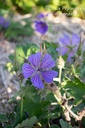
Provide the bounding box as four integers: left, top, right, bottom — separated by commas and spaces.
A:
60, 119, 72, 128
15, 116, 37, 128
63, 76, 85, 105
49, 125, 59, 128
0, 114, 8, 123
5, 19, 33, 41
1, 0, 85, 19
8, 43, 39, 72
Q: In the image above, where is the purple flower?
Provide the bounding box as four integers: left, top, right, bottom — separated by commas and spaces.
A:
36, 13, 45, 19
0, 16, 10, 29
22, 52, 58, 89
3, 20, 10, 28
36, 12, 52, 19
35, 21, 48, 34
56, 33, 80, 62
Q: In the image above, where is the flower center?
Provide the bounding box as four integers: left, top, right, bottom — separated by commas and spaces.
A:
41, 23, 45, 28
37, 67, 42, 71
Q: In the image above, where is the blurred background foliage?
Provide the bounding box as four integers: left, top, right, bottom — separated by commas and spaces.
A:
0, 0, 85, 18
0, 0, 85, 41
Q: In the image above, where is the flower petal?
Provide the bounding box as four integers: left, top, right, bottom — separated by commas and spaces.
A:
31, 73, 44, 89
41, 70, 58, 83
35, 21, 48, 34
22, 63, 35, 78
67, 52, 74, 62
28, 52, 41, 68
56, 47, 68, 56
36, 13, 45, 19
72, 33, 80, 46
41, 54, 55, 69
59, 34, 70, 45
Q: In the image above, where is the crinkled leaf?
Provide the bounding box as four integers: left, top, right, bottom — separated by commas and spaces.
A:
63, 76, 85, 105
9, 43, 39, 64
60, 119, 72, 128
15, 116, 37, 128
43, 41, 58, 59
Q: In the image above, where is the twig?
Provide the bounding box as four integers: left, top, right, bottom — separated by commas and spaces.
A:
47, 83, 79, 121
64, 104, 79, 120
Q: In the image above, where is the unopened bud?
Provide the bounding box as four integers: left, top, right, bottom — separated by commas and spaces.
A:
57, 56, 65, 69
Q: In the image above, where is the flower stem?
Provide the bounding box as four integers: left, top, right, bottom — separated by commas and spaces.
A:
47, 83, 79, 121
59, 67, 62, 84
19, 81, 23, 121
57, 56, 64, 85
40, 42, 42, 53
20, 94, 23, 120
40, 35, 43, 53
65, 104, 79, 120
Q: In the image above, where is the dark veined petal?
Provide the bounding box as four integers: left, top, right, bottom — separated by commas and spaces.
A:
59, 34, 70, 45
72, 33, 80, 46
22, 63, 35, 78
41, 54, 55, 69
31, 73, 44, 89
56, 46, 69, 56
41, 70, 58, 83
35, 21, 48, 34
28, 52, 41, 68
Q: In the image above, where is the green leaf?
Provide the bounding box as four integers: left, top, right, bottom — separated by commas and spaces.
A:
13, 112, 21, 128
5, 19, 33, 41
63, 76, 85, 105
23, 97, 42, 117
13, 43, 39, 64
28, 116, 37, 127
60, 119, 72, 128
0, 114, 8, 123
49, 124, 59, 128
46, 92, 56, 102
72, 99, 85, 113
8, 43, 39, 73
15, 116, 37, 128
5, 125, 13, 128
44, 41, 58, 60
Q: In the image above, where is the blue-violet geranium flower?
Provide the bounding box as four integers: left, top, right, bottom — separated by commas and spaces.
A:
22, 52, 58, 89
35, 21, 48, 34
36, 13, 45, 19
0, 16, 10, 29
56, 33, 80, 62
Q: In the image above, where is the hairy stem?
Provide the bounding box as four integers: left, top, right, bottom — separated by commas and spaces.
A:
59, 68, 62, 84
20, 95, 23, 120
19, 81, 23, 121
40, 35, 43, 53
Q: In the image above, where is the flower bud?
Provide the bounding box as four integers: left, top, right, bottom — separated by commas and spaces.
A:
57, 56, 65, 69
